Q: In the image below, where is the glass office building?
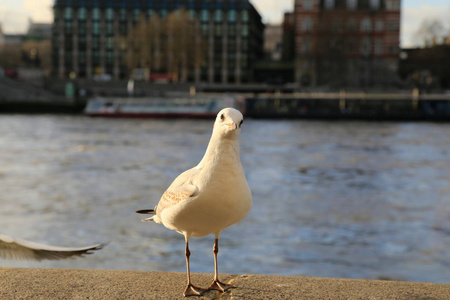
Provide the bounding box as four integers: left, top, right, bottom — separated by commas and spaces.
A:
52, 0, 264, 83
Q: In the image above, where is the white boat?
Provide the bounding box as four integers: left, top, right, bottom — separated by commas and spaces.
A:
84, 95, 245, 118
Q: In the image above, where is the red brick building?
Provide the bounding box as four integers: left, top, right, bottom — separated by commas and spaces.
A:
294, 0, 401, 87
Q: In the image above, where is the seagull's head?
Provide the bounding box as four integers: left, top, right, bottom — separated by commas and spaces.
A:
213, 107, 244, 140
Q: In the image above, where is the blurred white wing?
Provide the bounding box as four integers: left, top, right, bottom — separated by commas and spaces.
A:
0, 234, 105, 261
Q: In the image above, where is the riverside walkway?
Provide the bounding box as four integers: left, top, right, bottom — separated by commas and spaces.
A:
1, 268, 449, 299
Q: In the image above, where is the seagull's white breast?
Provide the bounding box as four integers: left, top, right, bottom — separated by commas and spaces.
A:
160, 142, 252, 238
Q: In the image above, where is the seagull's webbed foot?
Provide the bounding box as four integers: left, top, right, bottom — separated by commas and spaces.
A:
208, 280, 236, 292
183, 284, 207, 297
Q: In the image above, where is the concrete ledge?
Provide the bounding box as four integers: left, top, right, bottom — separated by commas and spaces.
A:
1, 268, 449, 299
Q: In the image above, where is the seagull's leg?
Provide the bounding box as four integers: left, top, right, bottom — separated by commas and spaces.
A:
208, 238, 236, 292
183, 239, 207, 297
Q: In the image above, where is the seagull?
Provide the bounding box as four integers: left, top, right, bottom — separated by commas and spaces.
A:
136, 107, 252, 297
0, 234, 105, 261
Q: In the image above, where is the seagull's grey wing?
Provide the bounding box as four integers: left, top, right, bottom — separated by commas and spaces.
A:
0, 234, 105, 261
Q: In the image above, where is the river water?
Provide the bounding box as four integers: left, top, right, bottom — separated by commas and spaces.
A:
1, 115, 449, 284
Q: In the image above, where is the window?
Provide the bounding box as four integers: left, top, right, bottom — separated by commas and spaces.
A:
301, 37, 311, 54
388, 45, 398, 54
119, 9, 127, 21
241, 39, 248, 51
370, 0, 380, 10
106, 37, 114, 49
228, 25, 236, 36
347, 19, 356, 31
241, 11, 248, 22
324, 0, 334, 10
201, 24, 208, 34
360, 18, 372, 32
360, 38, 371, 56
92, 8, 100, 21
78, 8, 86, 20
375, 20, 384, 31
79, 51, 86, 63
242, 25, 248, 37
133, 9, 140, 21
346, 40, 355, 53
78, 35, 86, 46
332, 20, 342, 33
303, 0, 314, 10
215, 10, 223, 22
215, 25, 222, 36
347, 0, 357, 10
119, 23, 127, 35
374, 38, 383, 55
106, 23, 114, 35
201, 10, 209, 22
92, 37, 100, 49
301, 17, 313, 32
78, 23, 86, 35
64, 7, 73, 20
228, 10, 236, 23
387, 22, 398, 31
241, 56, 247, 68
64, 20, 73, 32
386, 0, 400, 10
106, 8, 114, 20
189, 10, 196, 20
92, 22, 100, 35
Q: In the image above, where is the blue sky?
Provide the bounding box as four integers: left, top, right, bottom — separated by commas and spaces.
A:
0, 0, 449, 47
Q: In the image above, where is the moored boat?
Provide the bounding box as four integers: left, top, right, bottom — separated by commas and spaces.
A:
84, 95, 245, 118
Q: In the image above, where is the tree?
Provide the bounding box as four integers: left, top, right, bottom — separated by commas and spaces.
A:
119, 9, 204, 82
120, 14, 156, 76
166, 9, 201, 82
415, 19, 447, 47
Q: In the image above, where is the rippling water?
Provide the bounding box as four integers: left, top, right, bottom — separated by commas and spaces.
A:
1, 115, 450, 284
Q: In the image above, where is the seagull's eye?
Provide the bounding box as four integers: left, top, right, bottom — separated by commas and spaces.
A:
220, 114, 224, 121
239, 120, 243, 127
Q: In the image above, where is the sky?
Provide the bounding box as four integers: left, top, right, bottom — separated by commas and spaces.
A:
0, 0, 449, 47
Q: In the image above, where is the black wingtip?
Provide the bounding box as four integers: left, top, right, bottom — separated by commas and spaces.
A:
135, 209, 155, 214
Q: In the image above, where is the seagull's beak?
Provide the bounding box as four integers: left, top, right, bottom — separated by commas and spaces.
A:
227, 122, 237, 130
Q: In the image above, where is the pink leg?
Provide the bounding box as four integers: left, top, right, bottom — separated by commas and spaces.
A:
183, 241, 207, 297
208, 238, 236, 292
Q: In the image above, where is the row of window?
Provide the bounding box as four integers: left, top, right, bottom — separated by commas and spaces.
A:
56, 0, 248, 10
61, 20, 250, 38
300, 0, 400, 11
63, 7, 249, 22
299, 17, 398, 32
63, 56, 249, 67
298, 37, 398, 55
59, 38, 250, 52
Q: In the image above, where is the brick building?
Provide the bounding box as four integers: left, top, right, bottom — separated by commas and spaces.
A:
52, 0, 264, 83
294, 0, 401, 87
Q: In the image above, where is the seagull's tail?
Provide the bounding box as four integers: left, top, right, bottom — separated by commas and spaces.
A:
135, 209, 156, 222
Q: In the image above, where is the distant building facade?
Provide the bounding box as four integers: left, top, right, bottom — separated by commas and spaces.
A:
282, 12, 295, 62
52, 0, 264, 83
399, 45, 450, 89
294, 0, 401, 87
264, 25, 282, 61
27, 20, 52, 40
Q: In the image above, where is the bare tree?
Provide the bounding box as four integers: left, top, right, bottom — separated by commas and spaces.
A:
119, 9, 204, 82
166, 9, 204, 82
120, 14, 154, 77
415, 18, 446, 47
